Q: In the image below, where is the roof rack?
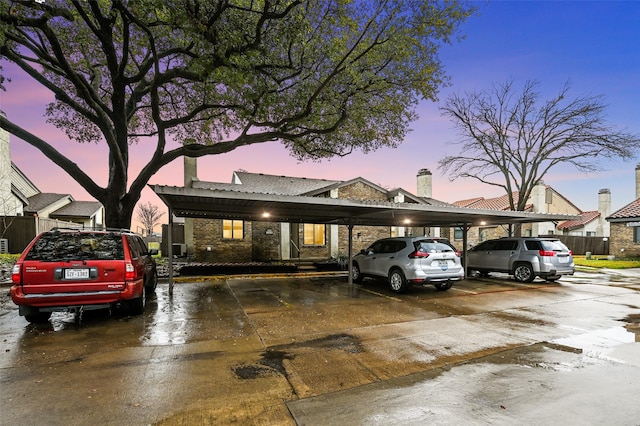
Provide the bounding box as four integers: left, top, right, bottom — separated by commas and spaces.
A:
49, 226, 134, 233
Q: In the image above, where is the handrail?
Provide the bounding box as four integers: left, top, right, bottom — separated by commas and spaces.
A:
290, 239, 301, 265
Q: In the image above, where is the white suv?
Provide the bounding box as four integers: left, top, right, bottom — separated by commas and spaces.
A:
351, 237, 464, 293
466, 237, 575, 283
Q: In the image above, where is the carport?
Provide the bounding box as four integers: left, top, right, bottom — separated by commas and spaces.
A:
151, 184, 578, 292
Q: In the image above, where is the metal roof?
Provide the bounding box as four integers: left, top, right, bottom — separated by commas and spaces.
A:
151, 184, 579, 227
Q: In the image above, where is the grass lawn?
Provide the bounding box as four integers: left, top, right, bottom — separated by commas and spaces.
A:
573, 255, 640, 269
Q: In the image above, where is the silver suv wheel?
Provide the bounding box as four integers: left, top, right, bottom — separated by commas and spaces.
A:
388, 269, 408, 293
513, 263, 535, 283
352, 262, 363, 283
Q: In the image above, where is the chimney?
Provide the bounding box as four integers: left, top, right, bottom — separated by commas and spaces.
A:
636, 164, 640, 200
597, 188, 611, 237
184, 156, 197, 187
416, 168, 432, 198
183, 138, 199, 187
598, 188, 611, 218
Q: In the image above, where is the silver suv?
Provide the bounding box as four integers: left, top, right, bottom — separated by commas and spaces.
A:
351, 237, 464, 293
466, 237, 575, 283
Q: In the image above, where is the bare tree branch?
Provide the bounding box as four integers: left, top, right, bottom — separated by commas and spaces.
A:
439, 79, 639, 218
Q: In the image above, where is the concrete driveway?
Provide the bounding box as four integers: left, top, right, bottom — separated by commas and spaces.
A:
1, 270, 639, 425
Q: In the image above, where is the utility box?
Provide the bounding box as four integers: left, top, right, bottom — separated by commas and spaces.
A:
0, 239, 7, 254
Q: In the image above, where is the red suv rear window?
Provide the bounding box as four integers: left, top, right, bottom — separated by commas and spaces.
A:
25, 232, 125, 261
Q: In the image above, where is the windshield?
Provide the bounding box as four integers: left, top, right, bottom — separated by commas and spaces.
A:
25, 233, 125, 261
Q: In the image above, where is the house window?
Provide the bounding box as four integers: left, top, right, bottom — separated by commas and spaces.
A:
634, 226, 640, 243
223, 220, 244, 239
454, 227, 463, 240
303, 224, 325, 245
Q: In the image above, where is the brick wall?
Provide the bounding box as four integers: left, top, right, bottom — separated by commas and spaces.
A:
341, 226, 390, 254
338, 182, 388, 201
609, 223, 640, 257
193, 218, 253, 262
450, 225, 510, 249
335, 183, 390, 252
252, 221, 281, 261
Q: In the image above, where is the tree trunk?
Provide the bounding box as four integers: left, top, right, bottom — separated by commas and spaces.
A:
102, 191, 137, 230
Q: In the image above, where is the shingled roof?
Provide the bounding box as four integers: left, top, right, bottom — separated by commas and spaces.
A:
24, 193, 73, 214
607, 199, 640, 221
50, 201, 103, 219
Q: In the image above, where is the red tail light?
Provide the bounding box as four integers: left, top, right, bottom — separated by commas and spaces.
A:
11, 264, 21, 284
125, 263, 136, 281
454, 250, 461, 257
408, 250, 430, 258
539, 250, 556, 257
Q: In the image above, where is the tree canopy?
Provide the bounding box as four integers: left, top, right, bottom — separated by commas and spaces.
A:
438, 79, 640, 213
0, 0, 474, 228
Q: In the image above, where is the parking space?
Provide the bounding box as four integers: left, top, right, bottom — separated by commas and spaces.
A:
1, 272, 640, 425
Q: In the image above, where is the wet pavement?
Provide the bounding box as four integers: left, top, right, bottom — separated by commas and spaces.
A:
1, 270, 640, 425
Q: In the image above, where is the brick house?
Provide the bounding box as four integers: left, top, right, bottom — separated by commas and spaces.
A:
448, 183, 610, 249
606, 164, 640, 257
183, 162, 454, 262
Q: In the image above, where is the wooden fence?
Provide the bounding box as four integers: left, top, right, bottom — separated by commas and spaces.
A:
543, 235, 609, 256
0, 216, 82, 254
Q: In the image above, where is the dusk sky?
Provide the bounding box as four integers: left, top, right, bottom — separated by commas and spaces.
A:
1, 1, 639, 232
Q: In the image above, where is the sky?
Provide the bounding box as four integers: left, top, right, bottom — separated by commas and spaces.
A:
1, 1, 640, 233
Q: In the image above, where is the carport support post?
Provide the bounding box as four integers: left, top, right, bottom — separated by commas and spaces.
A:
347, 221, 354, 285
168, 207, 174, 295
462, 222, 469, 278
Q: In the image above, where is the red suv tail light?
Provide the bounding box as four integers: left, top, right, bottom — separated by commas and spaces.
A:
539, 250, 556, 257
11, 264, 21, 283
125, 263, 136, 281
408, 250, 430, 258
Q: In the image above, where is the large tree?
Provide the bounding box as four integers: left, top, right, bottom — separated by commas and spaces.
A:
438, 79, 639, 219
0, 0, 474, 228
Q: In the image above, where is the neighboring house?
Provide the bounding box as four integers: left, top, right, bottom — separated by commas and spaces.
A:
0, 119, 104, 251
449, 183, 609, 249
184, 161, 453, 262
23, 193, 104, 229
606, 164, 640, 257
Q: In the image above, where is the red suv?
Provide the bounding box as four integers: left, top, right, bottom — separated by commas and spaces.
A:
10, 228, 158, 323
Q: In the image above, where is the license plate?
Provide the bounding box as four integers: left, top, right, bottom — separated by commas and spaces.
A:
558, 256, 569, 263
65, 268, 90, 279
438, 260, 449, 271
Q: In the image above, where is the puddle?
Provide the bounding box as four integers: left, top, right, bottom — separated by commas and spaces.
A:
233, 334, 362, 380
233, 350, 294, 379
621, 313, 640, 342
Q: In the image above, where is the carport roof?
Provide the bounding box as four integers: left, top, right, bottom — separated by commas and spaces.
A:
151, 184, 579, 227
